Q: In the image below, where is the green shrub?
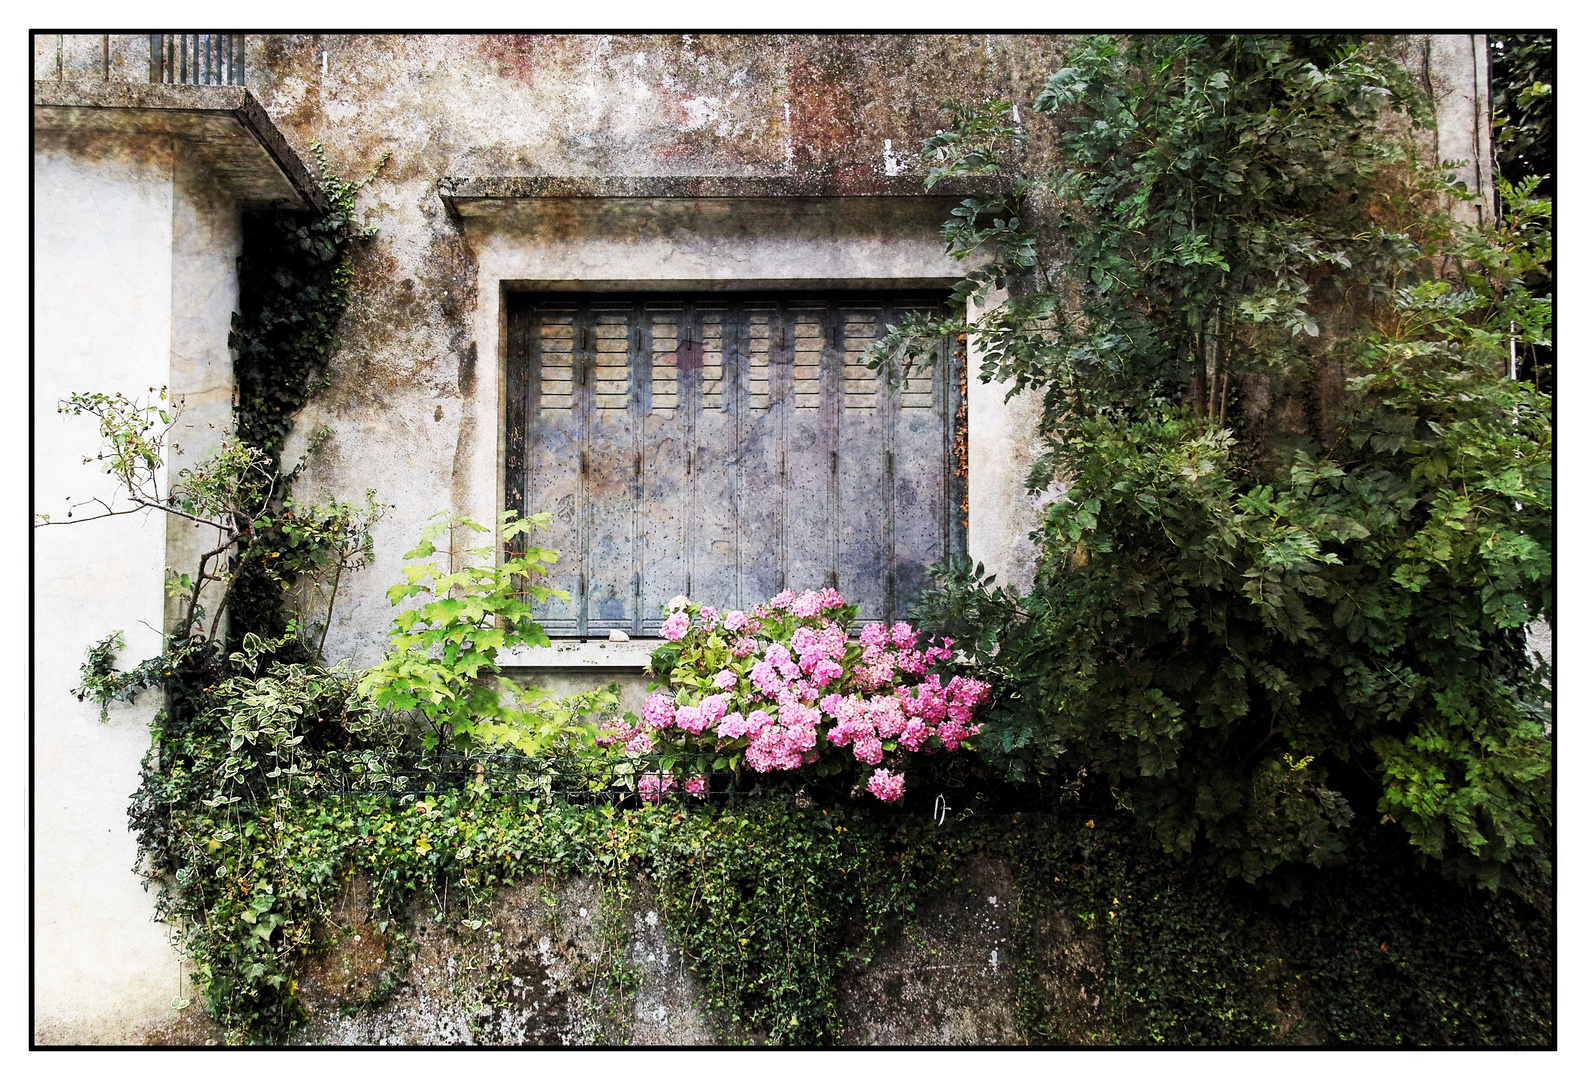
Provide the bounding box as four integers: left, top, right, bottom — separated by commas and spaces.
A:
902, 35, 1552, 890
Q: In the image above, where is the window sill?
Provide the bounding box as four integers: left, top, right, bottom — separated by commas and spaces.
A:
498, 639, 659, 670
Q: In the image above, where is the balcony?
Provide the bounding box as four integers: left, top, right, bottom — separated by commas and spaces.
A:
149, 34, 245, 86
33, 33, 244, 85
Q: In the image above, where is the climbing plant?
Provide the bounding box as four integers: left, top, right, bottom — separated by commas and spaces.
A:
226, 144, 390, 643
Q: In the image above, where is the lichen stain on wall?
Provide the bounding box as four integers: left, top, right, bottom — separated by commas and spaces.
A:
839, 854, 1024, 1045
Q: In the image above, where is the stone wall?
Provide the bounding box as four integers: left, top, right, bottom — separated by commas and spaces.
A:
142, 854, 1130, 1046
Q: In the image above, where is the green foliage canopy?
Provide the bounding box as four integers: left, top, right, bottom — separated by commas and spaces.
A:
905, 34, 1552, 891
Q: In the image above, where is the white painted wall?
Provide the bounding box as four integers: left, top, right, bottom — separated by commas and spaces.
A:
32, 131, 237, 1044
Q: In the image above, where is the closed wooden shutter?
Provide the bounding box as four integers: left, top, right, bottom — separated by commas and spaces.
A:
505, 293, 964, 636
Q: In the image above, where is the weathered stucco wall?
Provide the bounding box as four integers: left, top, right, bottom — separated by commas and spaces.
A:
248, 33, 1495, 687
250, 34, 1076, 697
31, 72, 310, 1044
32, 130, 196, 1044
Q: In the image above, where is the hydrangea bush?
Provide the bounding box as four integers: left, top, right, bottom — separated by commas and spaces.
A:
595, 589, 990, 802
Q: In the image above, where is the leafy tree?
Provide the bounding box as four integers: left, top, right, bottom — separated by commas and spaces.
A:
901, 34, 1551, 891
1490, 34, 1553, 198
40, 388, 378, 652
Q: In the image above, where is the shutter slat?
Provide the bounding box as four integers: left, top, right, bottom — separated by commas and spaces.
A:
689, 308, 739, 611
891, 305, 948, 617
837, 306, 891, 623
785, 307, 837, 592
739, 306, 784, 603
583, 308, 637, 632
524, 307, 584, 633
639, 310, 689, 632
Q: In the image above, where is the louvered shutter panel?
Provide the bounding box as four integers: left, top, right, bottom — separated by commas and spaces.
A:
507, 294, 963, 635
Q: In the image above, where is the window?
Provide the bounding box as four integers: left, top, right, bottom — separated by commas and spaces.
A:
505, 292, 964, 636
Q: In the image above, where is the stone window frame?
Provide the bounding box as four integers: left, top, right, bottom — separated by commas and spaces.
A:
446, 179, 1047, 674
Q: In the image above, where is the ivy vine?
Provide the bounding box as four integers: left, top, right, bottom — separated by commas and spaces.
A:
226, 144, 388, 644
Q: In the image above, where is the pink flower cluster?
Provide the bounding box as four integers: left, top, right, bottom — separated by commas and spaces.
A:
867, 769, 905, 803
635, 770, 709, 804
611, 588, 989, 803
636, 770, 676, 803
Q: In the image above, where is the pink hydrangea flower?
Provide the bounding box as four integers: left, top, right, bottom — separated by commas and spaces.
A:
621, 587, 989, 789
638, 771, 677, 804
852, 734, 884, 765
937, 719, 968, 751
749, 659, 783, 695
791, 626, 819, 658
950, 676, 991, 707
675, 705, 708, 735
746, 726, 803, 772
780, 701, 820, 729
642, 692, 676, 730
699, 694, 729, 724
870, 696, 905, 738
594, 716, 633, 749
867, 769, 905, 802
809, 657, 844, 687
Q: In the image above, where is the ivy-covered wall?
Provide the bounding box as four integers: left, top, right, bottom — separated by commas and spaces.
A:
136, 801, 1550, 1047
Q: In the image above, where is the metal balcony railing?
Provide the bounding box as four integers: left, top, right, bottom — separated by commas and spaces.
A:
149, 33, 244, 86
